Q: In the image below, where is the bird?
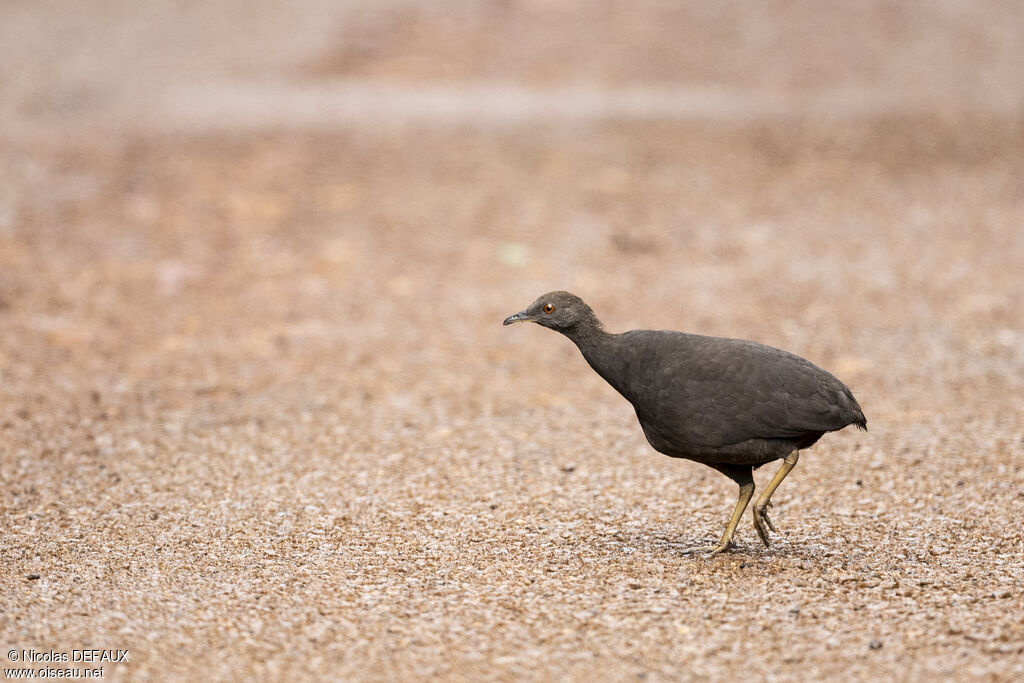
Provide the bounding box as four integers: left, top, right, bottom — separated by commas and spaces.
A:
503, 291, 866, 556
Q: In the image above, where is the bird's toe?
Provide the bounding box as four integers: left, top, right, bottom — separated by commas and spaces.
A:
752, 505, 775, 547
703, 541, 733, 558
682, 539, 734, 557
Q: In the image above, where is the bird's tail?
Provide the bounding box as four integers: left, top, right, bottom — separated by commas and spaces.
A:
843, 386, 867, 431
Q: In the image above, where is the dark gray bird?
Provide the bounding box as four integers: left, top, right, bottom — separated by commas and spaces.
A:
503, 291, 866, 556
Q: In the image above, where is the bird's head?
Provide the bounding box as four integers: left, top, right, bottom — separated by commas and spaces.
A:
503, 291, 598, 333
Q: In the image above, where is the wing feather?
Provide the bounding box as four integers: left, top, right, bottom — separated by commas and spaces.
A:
601, 331, 863, 452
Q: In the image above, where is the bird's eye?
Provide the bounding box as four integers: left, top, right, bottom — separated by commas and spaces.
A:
543, 303, 555, 314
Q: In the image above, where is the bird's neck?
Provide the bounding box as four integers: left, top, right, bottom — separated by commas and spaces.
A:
561, 318, 613, 353
570, 326, 634, 401
558, 312, 624, 395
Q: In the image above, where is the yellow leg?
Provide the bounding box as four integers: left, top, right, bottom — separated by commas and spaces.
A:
702, 481, 755, 557
752, 451, 800, 546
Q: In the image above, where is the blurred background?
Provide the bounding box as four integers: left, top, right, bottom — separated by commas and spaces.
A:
2, 1, 1023, 680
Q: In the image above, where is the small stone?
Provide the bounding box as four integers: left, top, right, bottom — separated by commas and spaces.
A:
27, 574, 40, 581
869, 639, 883, 650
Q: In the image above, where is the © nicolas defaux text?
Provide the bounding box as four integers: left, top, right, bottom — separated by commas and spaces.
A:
13, 649, 129, 664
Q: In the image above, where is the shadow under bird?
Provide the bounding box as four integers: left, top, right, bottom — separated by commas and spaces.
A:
503, 291, 866, 556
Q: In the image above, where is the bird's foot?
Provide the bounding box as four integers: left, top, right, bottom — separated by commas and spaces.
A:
682, 538, 735, 558
703, 540, 734, 558
752, 501, 777, 547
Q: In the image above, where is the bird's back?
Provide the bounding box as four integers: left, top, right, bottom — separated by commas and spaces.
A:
581, 330, 866, 464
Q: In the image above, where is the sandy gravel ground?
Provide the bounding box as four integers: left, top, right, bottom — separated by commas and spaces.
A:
2, 1, 1023, 681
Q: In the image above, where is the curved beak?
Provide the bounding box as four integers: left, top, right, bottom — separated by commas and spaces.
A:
503, 310, 534, 325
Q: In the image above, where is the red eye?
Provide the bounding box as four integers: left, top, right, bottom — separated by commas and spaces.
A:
543, 303, 555, 314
